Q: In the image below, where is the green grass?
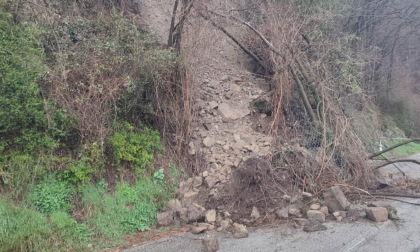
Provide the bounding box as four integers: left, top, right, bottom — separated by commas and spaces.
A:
82, 179, 171, 240
384, 140, 420, 158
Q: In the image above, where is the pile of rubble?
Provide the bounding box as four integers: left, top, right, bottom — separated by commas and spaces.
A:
157, 185, 394, 240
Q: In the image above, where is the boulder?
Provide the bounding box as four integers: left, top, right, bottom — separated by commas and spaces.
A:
202, 237, 219, 252
366, 207, 388, 222
323, 186, 350, 213
275, 207, 289, 219
157, 210, 174, 227
205, 209, 217, 223
187, 205, 205, 223
233, 223, 249, 238
167, 199, 182, 212
306, 210, 325, 223
190, 223, 210, 234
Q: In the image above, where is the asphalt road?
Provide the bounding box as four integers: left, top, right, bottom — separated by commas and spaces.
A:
126, 155, 420, 252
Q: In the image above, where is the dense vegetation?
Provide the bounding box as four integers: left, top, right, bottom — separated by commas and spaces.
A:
0, 1, 184, 250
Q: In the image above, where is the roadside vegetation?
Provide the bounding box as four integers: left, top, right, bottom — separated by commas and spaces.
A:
0, 1, 186, 251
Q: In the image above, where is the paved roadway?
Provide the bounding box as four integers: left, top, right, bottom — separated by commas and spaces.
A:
127, 154, 420, 252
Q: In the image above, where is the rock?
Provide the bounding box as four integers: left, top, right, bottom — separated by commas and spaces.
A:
251, 206, 261, 219
233, 223, 249, 238
221, 75, 229, 82
202, 171, 209, 177
275, 207, 289, 219
288, 207, 301, 217
282, 195, 291, 201
320, 206, 329, 215
302, 192, 312, 199
219, 219, 231, 231
187, 205, 205, 223
188, 142, 196, 155
233, 134, 241, 142
303, 220, 327, 232
218, 103, 250, 121
203, 137, 215, 147
306, 210, 325, 223
323, 186, 350, 213
204, 176, 219, 189
157, 210, 174, 227
190, 223, 209, 234
205, 209, 217, 223
333, 211, 346, 221
365, 207, 388, 222
208, 101, 219, 109
294, 218, 309, 226
193, 176, 203, 188
182, 190, 198, 206
167, 199, 182, 212
202, 237, 219, 252
177, 207, 189, 224
310, 203, 321, 210
209, 188, 219, 197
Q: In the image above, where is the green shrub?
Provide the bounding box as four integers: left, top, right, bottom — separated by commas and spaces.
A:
27, 177, 74, 214
109, 123, 163, 177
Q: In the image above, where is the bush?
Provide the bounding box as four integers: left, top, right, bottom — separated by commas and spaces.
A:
27, 177, 74, 214
0, 5, 72, 154
109, 124, 163, 177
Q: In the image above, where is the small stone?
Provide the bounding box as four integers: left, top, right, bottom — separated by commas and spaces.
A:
233, 134, 241, 142
320, 206, 329, 215
202, 237, 219, 252
294, 218, 309, 226
190, 223, 209, 234
219, 219, 231, 231
333, 211, 345, 221
282, 195, 292, 201
182, 191, 198, 206
205, 209, 217, 223
205, 176, 219, 189
307, 210, 325, 223
221, 75, 229, 82
193, 176, 203, 188
203, 137, 214, 147
302, 192, 312, 199
208, 101, 219, 109
310, 203, 321, 210
157, 210, 174, 227
275, 207, 289, 219
203, 171, 209, 177
167, 199, 182, 212
187, 205, 205, 223
188, 142, 196, 155
303, 220, 327, 232
251, 206, 261, 219
288, 207, 301, 217
365, 207, 388, 222
233, 223, 249, 238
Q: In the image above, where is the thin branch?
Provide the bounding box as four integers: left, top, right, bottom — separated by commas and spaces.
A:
374, 159, 420, 170
368, 138, 420, 159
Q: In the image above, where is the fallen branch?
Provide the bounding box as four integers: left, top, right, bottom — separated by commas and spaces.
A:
368, 138, 420, 159
197, 11, 267, 71
373, 159, 420, 170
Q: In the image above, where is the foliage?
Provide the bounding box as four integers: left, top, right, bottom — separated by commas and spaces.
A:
50, 211, 92, 245
109, 124, 164, 177
82, 179, 169, 238
0, 5, 73, 155
153, 168, 165, 184
27, 177, 74, 214
0, 197, 52, 252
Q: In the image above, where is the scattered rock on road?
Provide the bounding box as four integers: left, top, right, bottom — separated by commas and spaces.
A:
303, 220, 327, 232
307, 210, 325, 223
366, 207, 388, 222
202, 237, 219, 252
323, 186, 350, 213
233, 223, 249, 238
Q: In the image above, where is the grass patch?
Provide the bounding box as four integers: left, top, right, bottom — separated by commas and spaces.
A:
384, 140, 420, 158
82, 179, 171, 240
